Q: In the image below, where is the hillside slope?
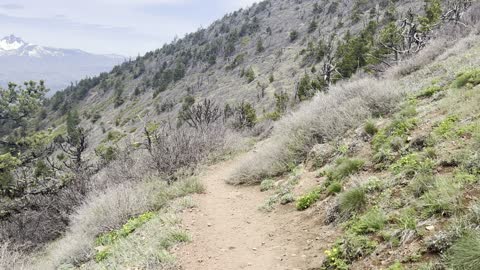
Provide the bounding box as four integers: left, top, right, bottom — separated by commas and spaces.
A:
1, 0, 480, 269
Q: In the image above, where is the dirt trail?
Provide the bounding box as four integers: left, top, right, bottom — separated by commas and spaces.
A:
175, 159, 334, 270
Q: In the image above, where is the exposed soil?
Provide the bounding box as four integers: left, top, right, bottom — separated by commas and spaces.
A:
175, 159, 336, 270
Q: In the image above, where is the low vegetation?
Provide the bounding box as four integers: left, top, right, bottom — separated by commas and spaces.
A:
2, 0, 480, 269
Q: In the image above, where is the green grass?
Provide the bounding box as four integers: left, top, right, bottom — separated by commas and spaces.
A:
325, 158, 365, 183
96, 212, 155, 244
434, 115, 459, 138
387, 261, 404, 270
416, 85, 444, 99
452, 69, 480, 88
339, 187, 366, 215
371, 108, 418, 165
296, 187, 323, 210
364, 120, 378, 136
390, 153, 434, 179
323, 233, 378, 269
409, 173, 435, 197
102, 130, 126, 143
445, 231, 480, 270
327, 181, 342, 195
349, 208, 386, 234
421, 177, 462, 217
395, 208, 417, 231
94, 212, 155, 262
260, 178, 275, 191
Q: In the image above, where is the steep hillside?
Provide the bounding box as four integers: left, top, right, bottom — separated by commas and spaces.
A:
1, 0, 480, 269
44, 0, 424, 149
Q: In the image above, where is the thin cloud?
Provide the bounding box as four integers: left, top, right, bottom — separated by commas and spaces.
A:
0, 4, 24, 10
0, 0, 259, 56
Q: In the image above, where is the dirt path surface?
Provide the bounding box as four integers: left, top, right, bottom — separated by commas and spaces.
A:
175, 160, 336, 270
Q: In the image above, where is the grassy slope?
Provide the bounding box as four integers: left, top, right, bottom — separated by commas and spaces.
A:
243, 34, 480, 269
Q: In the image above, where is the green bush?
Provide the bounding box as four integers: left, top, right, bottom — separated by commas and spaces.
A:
289, 30, 299, 42
421, 177, 461, 216
416, 85, 443, 98
95, 212, 155, 261
387, 261, 404, 270
445, 231, 480, 270
390, 153, 434, 179
296, 188, 322, 211
95, 144, 118, 163
339, 187, 366, 215
326, 158, 365, 183
260, 179, 275, 192
434, 115, 459, 138
363, 177, 384, 193
245, 67, 256, 83
395, 208, 417, 231
327, 182, 342, 195
323, 234, 377, 268
364, 120, 378, 136
104, 130, 125, 143
350, 208, 386, 234
409, 173, 435, 197
372, 110, 418, 166
96, 212, 155, 246
452, 69, 480, 88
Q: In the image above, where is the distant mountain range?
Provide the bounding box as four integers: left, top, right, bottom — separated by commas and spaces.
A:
0, 35, 125, 94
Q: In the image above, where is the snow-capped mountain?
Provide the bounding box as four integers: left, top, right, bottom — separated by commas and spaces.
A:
0, 35, 125, 93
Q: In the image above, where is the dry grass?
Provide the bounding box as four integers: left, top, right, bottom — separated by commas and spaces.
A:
0, 242, 29, 270
79, 198, 193, 270
31, 177, 203, 269
227, 78, 405, 184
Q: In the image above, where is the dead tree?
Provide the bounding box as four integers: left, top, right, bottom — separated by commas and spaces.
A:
180, 98, 222, 130
56, 128, 88, 173
442, 0, 473, 26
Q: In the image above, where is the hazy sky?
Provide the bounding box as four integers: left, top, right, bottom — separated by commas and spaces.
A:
0, 0, 258, 56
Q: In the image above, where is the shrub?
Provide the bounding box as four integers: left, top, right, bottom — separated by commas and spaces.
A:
296, 187, 322, 210
395, 208, 417, 231
364, 120, 378, 136
260, 178, 275, 191
178, 98, 222, 130
104, 130, 125, 143
409, 173, 435, 197
232, 102, 257, 129
452, 69, 480, 88
326, 158, 365, 183
227, 78, 403, 184
445, 231, 480, 270
416, 85, 444, 98
94, 212, 155, 262
350, 208, 386, 234
434, 115, 459, 138
327, 182, 342, 195
339, 187, 366, 215
363, 177, 384, 193
387, 262, 404, 270
323, 234, 377, 268
37, 177, 203, 267
390, 153, 434, 179
146, 124, 225, 182
95, 144, 118, 163
244, 67, 255, 83
289, 30, 299, 42
421, 177, 462, 216
0, 242, 29, 270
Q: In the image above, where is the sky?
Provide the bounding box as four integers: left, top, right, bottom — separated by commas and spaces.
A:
0, 0, 258, 56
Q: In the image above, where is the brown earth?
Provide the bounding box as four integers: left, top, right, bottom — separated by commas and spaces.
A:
175, 159, 338, 270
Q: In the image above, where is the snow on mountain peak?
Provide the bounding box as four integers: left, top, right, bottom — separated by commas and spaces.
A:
0, 34, 27, 51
